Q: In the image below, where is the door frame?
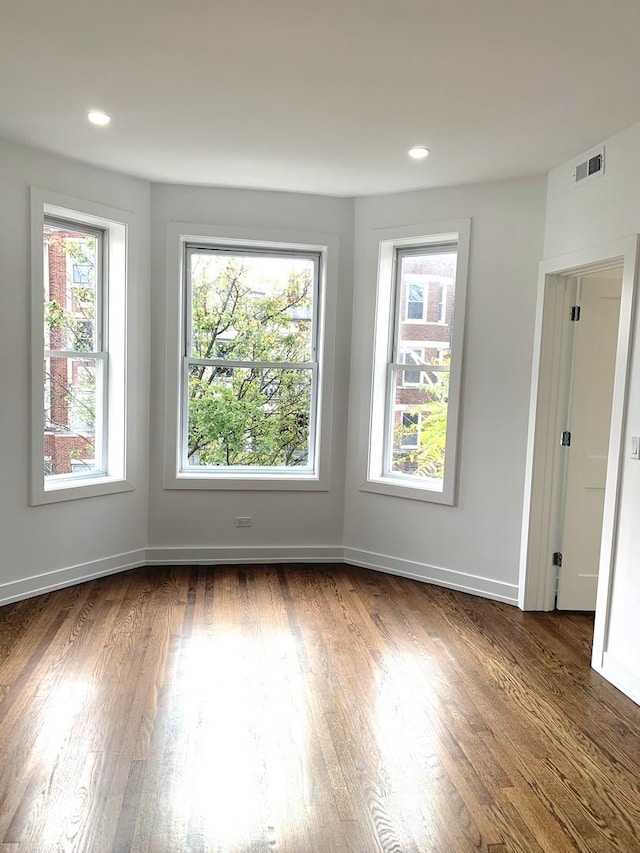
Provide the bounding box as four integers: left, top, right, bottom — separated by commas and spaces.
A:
519, 237, 638, 632
556, 270, 622, 611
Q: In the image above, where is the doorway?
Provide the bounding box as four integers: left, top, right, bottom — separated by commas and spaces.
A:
519, 237, 638, 634
556, 268, 622, 610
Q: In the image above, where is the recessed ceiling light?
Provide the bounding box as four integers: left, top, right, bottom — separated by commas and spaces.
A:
87, 111, 111, 127
408, 146, 429, 160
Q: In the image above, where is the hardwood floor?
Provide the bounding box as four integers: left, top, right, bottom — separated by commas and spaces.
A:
0, 564, 638, 852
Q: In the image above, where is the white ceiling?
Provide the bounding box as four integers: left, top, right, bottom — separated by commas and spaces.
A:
2, 0, 640, 196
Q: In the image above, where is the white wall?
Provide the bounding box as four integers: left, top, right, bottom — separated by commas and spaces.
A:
343, 177, 547, 603
146, 184, 353, 561
544, 121, 640, 701
0, 139, 546, 606
0, 139, 150, 603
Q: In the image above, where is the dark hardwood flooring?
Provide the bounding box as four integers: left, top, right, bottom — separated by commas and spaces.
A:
0, 564, 638, 852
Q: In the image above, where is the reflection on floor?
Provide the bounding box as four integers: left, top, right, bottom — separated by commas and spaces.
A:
0, 563, 638, 851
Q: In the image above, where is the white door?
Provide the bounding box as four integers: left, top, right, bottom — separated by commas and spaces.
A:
557, 271, 622, 610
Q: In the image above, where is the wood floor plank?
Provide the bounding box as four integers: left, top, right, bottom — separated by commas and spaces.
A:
0, 564, 639, 852
423, 588, 640, 849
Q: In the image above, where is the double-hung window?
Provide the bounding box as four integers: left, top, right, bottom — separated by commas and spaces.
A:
43, 218, 107, 478
181, 244, 320, 477
31, 189, 132, 504
366, 221, 470, 505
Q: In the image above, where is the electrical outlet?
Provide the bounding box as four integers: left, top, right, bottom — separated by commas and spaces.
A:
631, 437, 640, 460
235, 517, 253, 528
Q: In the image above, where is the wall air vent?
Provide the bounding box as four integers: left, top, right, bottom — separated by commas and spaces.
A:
573, 146, 605, 186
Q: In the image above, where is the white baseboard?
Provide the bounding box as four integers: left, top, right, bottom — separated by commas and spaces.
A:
0, 549, 147, 607
597, 652, 640, 706
145, 545, 344, 565
343, 547, 519, 605
0, 546, 519, 610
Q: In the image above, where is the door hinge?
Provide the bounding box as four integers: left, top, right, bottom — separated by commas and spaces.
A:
570, 305, 581, 321
552, 552, 563, 568
560, 430, 571, 447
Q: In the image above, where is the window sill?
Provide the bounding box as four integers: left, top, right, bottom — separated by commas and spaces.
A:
165, 471, 329, 491
32, 476, 134, 506
360, 475, 453, 505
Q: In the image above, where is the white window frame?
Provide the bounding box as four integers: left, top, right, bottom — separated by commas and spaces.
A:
363, 219, 470, 505
163, 223, 338, 491
30, 188, 135, 505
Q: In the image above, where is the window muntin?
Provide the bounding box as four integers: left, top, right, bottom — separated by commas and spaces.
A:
385, 244, 457, 487
182, 245, 320, 474
43, 218, 107, 481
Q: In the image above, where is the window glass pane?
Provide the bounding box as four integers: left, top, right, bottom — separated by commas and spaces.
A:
401, 252, 456, 327
187, 365, 313, 468
407, 300, 424, 320
389, 247, 456, 485
389, 364, 450, 480
425, 346, 451, 365
44, 222, 98, 352
401, 412, 419, 446
44, 356, 100, 477
189, 252, 314, 362
408, 283, 424, 302
398, 367, 448, 388
399, 349, 421, 385
402, 370, 420, 385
